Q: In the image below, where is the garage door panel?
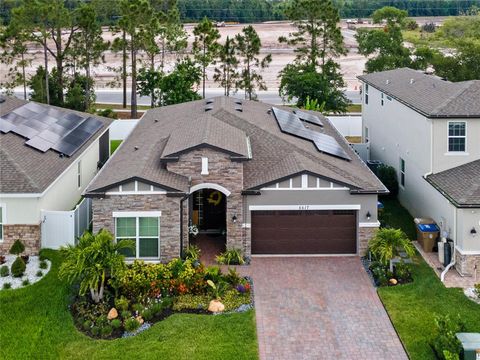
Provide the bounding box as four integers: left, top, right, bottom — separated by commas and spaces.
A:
252, 210, 357, 254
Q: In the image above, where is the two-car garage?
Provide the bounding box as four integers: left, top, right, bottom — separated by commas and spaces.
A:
251, 210, 357, 255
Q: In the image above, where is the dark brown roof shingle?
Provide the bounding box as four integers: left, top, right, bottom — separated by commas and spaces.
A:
426, 160, 480, 207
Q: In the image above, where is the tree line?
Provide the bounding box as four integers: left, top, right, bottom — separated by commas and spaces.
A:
2, 0, 480, 26
0, 0, 354, 115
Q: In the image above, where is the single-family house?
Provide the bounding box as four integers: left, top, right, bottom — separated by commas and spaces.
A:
358, 68, 480, 277
0, 96, 112, 254
84, 97, 386, 262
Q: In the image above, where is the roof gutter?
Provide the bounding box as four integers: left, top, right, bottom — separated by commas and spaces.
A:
441, 206, 457, 282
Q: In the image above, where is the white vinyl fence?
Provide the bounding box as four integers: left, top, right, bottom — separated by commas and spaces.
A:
326, 115, 362, 137
41, 198, 92, 249
109, 119, 139, 140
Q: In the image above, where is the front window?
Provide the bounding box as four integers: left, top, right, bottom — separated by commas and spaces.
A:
381, 92, 384, 106
115, 216, 159, 259
400, 158, 406, 188
365, 84, 369, 105
77, 161, 82, 188
448, 122, 466, 152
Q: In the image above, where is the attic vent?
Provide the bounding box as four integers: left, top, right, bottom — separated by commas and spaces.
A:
234, 100, 242, 105
205, 99, 214, 105
410, 78, 414, 84
205, 105, 213, 112
235, 106, 243, 112
386, 79, 390, 85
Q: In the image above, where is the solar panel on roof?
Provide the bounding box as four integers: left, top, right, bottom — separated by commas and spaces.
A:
271, 107, 351, 161
294, 110, 324, 126
0, 103, 103, 156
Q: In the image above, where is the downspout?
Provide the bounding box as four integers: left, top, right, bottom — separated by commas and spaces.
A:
441, 206, 457, 282
179, 177, 192, 259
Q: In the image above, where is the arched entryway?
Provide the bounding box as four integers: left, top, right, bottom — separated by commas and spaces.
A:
189, 183, 229, 263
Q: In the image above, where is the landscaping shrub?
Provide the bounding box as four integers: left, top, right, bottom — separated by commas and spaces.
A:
431, 315, 464, 360
39, 260, 48, 269
422, 22, 436, 33
22, 279, 30, 286
11, 257, 26, 277
222, 290, 251, 311
39, 253, 46, 261
36, 270, 43, 277
207, 279, 228, 299
216, 249, 245, 265
0, 265, 9, 277
184, 245, 201, 261
405, 19, 418, 30
90, 326, 100, 336
369, 228, 415, 267
3, 282, 12, 289
475, 283, 480, 298
121, 310, 131, 319
100, 325, 113, 337
114, 296, 130, 312
97, 108, 118, 119
124, 318, 141, 332
9, 239, 25, 255
377, 165, 399, 197
110, 319, 122, 329
204, 266, 222, 283
225, 268, 241, 286
172, 294, 210, 311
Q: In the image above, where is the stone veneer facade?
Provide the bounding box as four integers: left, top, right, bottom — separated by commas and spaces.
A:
166, 147, 248, 256
92, 194, 182, 262
0, 224, 41, 255
358, 226, 378, 256
455, 251, 480, 278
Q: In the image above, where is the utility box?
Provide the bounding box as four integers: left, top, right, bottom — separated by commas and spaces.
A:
456, 333, 480, 360
414, 218, 440, 252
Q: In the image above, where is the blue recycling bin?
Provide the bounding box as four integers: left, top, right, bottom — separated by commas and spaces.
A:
415, 220, 440, 252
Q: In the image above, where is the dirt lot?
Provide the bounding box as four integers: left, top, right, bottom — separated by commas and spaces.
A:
1, 21, 371, 91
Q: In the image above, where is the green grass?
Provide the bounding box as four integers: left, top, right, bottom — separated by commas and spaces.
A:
346, 103, 362, 113
380, 197, 417, 240
0, 250, 258, 360
110, 140, 122, 155
378, 198, 480, 360
402, 29, 449, 48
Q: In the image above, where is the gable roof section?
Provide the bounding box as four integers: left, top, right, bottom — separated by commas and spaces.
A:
161, 114, 249, 159
358, 68, 480, 118
0, 97, 112, 194
85, 97, 387, 196
426, 160, 480, 207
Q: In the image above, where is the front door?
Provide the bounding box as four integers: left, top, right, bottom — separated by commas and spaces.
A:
192, 189, 226, 233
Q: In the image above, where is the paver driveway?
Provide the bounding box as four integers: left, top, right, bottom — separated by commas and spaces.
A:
249, 257, 408, 360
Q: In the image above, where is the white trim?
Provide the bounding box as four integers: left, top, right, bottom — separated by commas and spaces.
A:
359, 221, 380, 228
246, 136, 252, 159
242, 223, 251, 228
249, 205, 361, 211
190, 183, 231, 196
301, 174, 308, 189
113, 211, 162, 218
201, 157, 209, 175
260, 187, 349, 191
252, 254, 357, 258
447, 120, 467, 153
106, 191, 167, 195
455, 247, 480, 256
0, 203, 5, 242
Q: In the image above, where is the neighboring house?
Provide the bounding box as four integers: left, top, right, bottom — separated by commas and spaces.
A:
85, 97, 386, 262
0, 96, 112, 254
358, 68, 480, 277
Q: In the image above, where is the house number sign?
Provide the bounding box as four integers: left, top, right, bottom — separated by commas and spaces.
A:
298, 205, 310, 210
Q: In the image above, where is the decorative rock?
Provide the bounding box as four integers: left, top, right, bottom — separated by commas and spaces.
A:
136, 315, 144, 325
389, 278, 398, 285
107, 308, 118, 320
208, 299, 225, 313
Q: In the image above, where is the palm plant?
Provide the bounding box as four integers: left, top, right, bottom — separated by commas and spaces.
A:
369, 228, 415, 271
59, 229, 134, 303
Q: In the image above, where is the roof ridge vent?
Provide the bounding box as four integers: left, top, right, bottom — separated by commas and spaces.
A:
205, 105, 213, 112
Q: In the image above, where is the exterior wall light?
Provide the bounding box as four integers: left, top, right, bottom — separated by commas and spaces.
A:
366, 211, 371, 220
232, 215, 237, 223
471, 227, 477, 236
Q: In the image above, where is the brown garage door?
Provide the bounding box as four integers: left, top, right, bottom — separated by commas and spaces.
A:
251, 210, 357, 254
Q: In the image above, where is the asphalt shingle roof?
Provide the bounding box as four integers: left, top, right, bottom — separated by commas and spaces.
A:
426, 160, 480, 207
358, 68, 480, 118
86, 97, 386, 195
0, 97, 112, 193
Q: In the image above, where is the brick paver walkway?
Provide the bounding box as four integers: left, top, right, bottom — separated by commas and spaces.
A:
248, 257, 408, 360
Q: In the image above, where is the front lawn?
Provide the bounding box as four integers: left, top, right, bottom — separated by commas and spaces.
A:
0, 250, 258, 360
378, 198, 480, 360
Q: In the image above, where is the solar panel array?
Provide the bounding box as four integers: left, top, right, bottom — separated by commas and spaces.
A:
272, 107, 351, 161
0, 102, 103, 156
294, 110, 324, 126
